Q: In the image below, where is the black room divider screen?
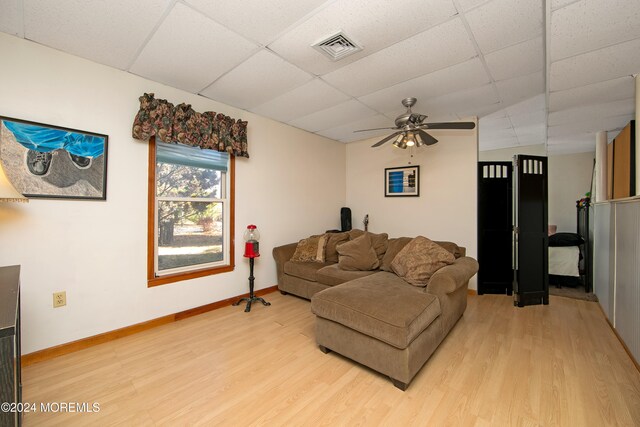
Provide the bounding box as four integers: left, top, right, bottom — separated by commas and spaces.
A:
477, 155, 549, 307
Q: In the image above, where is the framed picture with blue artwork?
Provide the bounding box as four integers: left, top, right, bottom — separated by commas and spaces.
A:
385, 165, 419, 197
0, 116, 108, 200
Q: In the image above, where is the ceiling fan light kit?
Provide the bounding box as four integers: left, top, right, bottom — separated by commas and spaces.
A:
357, 98, 476, 149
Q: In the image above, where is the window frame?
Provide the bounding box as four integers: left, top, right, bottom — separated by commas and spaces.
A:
147, 136, 235, 287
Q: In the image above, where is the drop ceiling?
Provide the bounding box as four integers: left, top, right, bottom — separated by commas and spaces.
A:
1, 0, 638, 154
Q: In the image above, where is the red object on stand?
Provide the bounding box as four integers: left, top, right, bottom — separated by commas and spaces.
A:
243, 224, 260, 258
234, 225, 270, 312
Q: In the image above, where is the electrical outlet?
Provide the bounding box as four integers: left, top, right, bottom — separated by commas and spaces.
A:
53, 291, 66, 308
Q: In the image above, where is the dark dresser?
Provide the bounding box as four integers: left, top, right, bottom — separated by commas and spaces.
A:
0, 265, 21, 427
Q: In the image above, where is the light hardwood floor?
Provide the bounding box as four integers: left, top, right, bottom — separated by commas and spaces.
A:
22, 292, 640, 426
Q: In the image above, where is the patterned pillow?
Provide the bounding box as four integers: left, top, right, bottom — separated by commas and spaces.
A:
291, 234, 329, 263
390, 236, 455, 286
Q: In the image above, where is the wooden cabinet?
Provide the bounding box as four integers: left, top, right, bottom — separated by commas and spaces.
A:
608, 120, 636, 199
0, 265, 21, 427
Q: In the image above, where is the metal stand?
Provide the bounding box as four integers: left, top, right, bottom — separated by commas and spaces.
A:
233, 257, 270, 312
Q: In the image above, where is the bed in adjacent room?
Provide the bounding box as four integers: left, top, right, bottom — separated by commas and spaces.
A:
548, 195, 593, 291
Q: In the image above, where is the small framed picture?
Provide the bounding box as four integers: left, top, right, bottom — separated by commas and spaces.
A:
385, 165, 419, 197
0, 116, 108, 200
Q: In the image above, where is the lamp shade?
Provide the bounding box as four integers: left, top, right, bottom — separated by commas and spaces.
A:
0, 162, 28, 202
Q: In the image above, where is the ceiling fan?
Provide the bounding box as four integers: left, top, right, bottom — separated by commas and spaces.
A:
355, 98, 476, 148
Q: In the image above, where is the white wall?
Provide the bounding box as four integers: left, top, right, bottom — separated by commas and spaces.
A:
346, 126, 478, 289
548, 151, 595, 232
0, 33, 346, 354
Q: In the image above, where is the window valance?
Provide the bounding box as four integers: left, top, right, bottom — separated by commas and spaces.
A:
132, 93, 249, 158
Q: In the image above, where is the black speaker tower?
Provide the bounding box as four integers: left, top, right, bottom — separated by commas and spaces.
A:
341, 207, 352, 232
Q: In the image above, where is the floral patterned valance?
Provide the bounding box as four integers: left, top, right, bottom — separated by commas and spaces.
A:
132, 93, 249, 158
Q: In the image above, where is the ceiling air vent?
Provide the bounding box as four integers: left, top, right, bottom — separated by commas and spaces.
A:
312, 31, 362, 61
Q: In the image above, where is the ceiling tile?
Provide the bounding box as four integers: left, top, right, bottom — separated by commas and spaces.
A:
482, 109, 508, 121
547, 139, 596, 155
322, 18, 477, 97
548, 98, 635, 126
200, 50, 313, 110
469, 102, 505, 119
420, 84, 499, 117
550, 0, 640, 62
495, 71, 544, 106
482, 126, 517, 140
22, 0, 172, 70
505, 94, 545, 116
185, 0, 326, 45
287, 100, 377, 133
547, 113, 633, 138
551, 0, 581, 11
515, 130, 547, 145
357, 59, 490, 113
480, 136, 521, 150
465, 0, 543, 54
457, 0, 493, 12
317, 114, 392, 142
268, 0, 458, 76
130, 3, 258, 93
550, 38, 640, 91
484, 37, 543, 81
0, 0, 23, 37
510, 110, 546, 128
249, 79, 350, 122
480, 116, 512, 132
549, 76, 635, 112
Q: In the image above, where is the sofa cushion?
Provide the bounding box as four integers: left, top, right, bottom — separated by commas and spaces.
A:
284, 260, 333, 282
348, 229, 365, 240
337, 233, 380, 271
325, 232, 350, 263
311, 272, 441, 349
316, 264, 378, 287
369, 232, 389, 261
433, 241, 463, 258
291, 234, 328, 263
380, 237, 412, 271
381, 237, 462, 271
391, 236, 456, 286
346, 230, 388, 261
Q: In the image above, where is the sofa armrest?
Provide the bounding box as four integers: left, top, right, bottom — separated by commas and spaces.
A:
425, 256, 479, 295
273, 243, 298, 285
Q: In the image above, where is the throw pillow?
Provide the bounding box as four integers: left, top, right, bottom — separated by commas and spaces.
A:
348, 229, 365, 240
390, 236, 455, 286
368, 232, 389, 261
325, 232, 350, 263
290, 234, 329, 263
380, 237, 412, 271
549, 232, 584, 247
432, 241, 463, 258
337, 233, 380, 271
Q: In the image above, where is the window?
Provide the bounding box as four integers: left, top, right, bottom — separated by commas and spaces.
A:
147, 137, 234, 286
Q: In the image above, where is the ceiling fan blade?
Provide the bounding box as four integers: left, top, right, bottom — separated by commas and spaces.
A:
417, 129, 438, 146
420, 121, 476, 130
371, 131, 402, 147
354, 126, 398, 133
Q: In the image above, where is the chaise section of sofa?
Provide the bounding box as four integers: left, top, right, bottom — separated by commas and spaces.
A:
272, 231, 479, 390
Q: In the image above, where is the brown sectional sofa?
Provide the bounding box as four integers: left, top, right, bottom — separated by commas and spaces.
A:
272, 232, 479, 390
